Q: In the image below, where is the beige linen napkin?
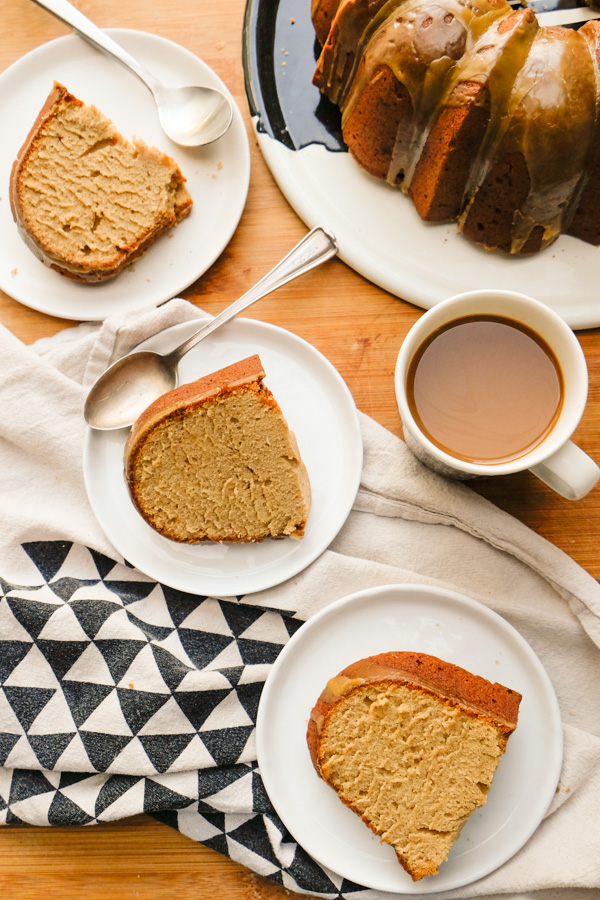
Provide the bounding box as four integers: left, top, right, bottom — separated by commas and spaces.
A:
0, 298, 598, 900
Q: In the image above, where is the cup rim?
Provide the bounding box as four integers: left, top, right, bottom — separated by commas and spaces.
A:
395, 290, 589, 475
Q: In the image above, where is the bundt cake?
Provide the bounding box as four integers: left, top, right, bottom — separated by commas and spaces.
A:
307, 651, 521, 881
10, 82, 192, 282
124, 355, 311, 543
311, 0, 600, 254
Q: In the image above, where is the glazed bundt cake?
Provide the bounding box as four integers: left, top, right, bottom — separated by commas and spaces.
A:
311, 0, 600, 254
124, 355, 311, 543
307, 651, 521, 881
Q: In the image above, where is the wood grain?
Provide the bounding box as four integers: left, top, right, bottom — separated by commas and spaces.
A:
0, 0, 598, 896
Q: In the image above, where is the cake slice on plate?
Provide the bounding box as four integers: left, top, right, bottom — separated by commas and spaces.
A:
10, 82, 192, 282
124, 354, 311, 543
307, 651, 521, 881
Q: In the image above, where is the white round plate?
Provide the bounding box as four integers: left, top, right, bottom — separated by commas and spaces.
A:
256, 583, 563, 894
0, 30, 249, 321
83, 317, 363, 596
244, 0, 600, 329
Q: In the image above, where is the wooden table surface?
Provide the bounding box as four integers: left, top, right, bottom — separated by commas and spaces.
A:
1, 0, 599, 896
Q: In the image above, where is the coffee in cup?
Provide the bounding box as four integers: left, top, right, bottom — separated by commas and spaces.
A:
395, 290, 599, 500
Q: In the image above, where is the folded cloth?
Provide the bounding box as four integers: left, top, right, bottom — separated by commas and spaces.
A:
0, 298, 599, 900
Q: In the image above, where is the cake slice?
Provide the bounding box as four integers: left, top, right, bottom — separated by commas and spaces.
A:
307, 651, 521, 881
10, 82, 192, 283
458, 24, 597, 254
408, 80, 491, 221
408, 9, 538, 224
124, 355, 311, 543
312, 0, 391, 104
342, 64, 412, 181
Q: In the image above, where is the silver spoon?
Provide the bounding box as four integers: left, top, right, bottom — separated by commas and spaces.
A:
31, 0, 233, 147
84, 227, 338, 430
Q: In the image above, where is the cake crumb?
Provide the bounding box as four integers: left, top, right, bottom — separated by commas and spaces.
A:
216, 40, 225, 50
11, 268, 17, 276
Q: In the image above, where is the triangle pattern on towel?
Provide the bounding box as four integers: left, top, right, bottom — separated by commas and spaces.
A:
0, 541, 359, 899
0, 542, 289, 780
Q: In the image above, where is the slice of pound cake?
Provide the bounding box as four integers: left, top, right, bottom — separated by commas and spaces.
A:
10, 82, 192, 282
124, 355, 311, 543
307, 651, 521, 881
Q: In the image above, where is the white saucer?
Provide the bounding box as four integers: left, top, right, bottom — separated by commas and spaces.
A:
0, 30, 249, 321
256, 583, 563, 893
83, 317, 363, 595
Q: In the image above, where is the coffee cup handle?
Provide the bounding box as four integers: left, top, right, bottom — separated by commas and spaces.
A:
529, 441, 600, 500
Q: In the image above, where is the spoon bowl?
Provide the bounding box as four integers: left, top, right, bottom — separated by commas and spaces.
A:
86, 352, 178, 431
31, 0, 233, 147
155, 83, 233, 147
84, 227, 338, 430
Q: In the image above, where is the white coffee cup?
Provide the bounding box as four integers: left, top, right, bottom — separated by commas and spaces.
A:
395, 290, 599, 501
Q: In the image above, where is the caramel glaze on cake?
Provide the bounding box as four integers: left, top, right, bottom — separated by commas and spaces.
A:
307, 651, 521, 881
312, 0, 600, 255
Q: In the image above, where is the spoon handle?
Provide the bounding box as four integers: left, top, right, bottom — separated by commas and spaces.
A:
167, 227, 338, 365
30, 0, 160, 94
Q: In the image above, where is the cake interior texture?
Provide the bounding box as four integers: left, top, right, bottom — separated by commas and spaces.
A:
317, 681, 507, 879
11, 83, 191, 280
125, 361, 311, 544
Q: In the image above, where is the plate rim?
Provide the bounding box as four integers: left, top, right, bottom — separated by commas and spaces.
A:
83, 316, 364, 595
0, 27, 250, 321
256, 581, 564, 894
